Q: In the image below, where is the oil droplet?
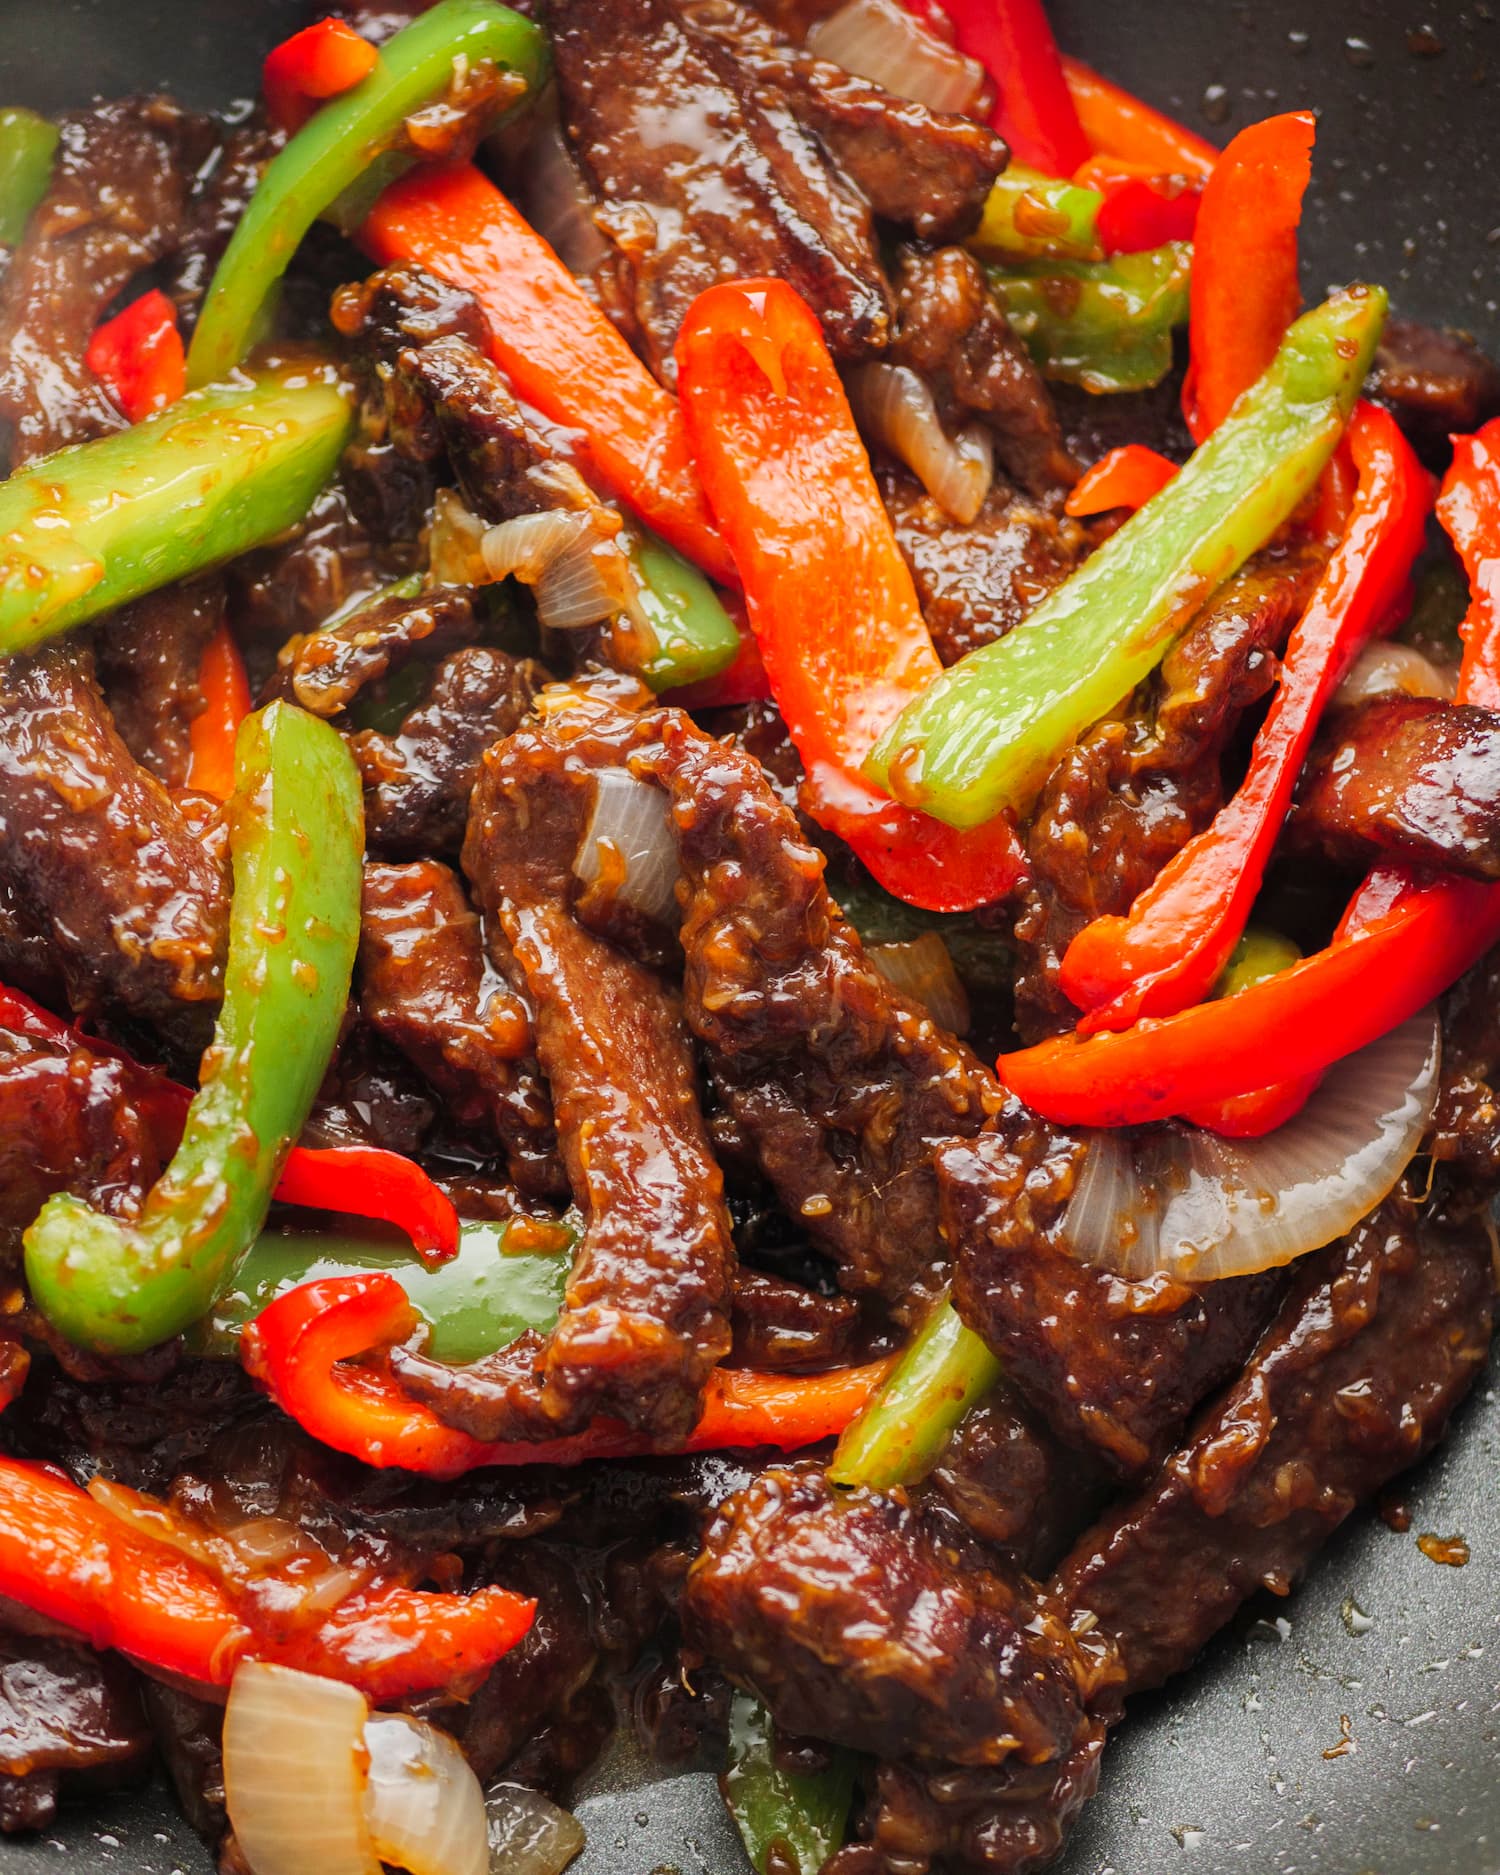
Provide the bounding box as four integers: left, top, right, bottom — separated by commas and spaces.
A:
1406, 24, 1444, 56
1170, 1825, 1206, 1849
1200, 83, 1231, 125
1416, 1531, 1469, 1566
1287, 27, 1310, 51
1323, 1713, 1355, 1759
1344, 35, 1375, 67
1341, 1596, 1373, 1636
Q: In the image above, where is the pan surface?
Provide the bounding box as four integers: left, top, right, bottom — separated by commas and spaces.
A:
0, 4, 1495, 1871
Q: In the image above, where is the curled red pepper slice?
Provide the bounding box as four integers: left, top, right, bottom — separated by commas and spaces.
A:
926, 0, 1089, 176
674, 276, 1025, 912
84, 289, 185, 424
1437, 417, 1500, 711
243, 1273, 893, 1479
263, 18, 379, 133
1063, 442, 1177, 517
185, 623, 251, 803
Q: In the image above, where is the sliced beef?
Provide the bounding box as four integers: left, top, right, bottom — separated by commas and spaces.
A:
653, 716, 1002, 1320
888, 245, 1078, 497
94, 578, 224, 790
728, 1267, 858, 1370
353, 644, 547, 858
0, 645, 229, 1058
0, 97, 212, 466
1290, 694, 1500, 881
942, 1110, 1283, 1475
287, 585, 480, 718
551, 0, 890, 385
1371, 317, 1500, 466
1011, 542, 1324, 1041
683, 1462, 1109, 1767
0, 1630, 151, 1833
681, 0, 1006, 241
399, 691, 736, 1441
1431, 946, 1500, 1190
358, 859, 565, 1199
878, 467, 1082, 666
163, 115, 284, 334
229, 481, 394, 661
1056, 1192, 1494, 1698
142, 1680, 228, 1850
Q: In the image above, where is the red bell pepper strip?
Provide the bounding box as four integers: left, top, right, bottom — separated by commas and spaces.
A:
1182, 111, 1316, 443
84, 289, 186, 424
1062, 58, 1218, 180
1059, 403, 1432, 1032
674, 277, 1026, 913
999, 874, 1500, 1128
1063, 442, 1177, 517
1436, 417, 1500, 712
0, 980, 458, 1261
359, 163, 736, 588
926, 0, 1089, 175
1088, 170, 1202, 254
262, 18, 379, 133
0, 1456, 534, 1698
185, 623, 251, 802
242, 1273, 893, 1479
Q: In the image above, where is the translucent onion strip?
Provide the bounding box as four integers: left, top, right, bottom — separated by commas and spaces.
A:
481, 511, 643, 632
364, 1712, 489, 1875
868, 932, 971, 1035
848, 363, 993, 525
573, 769, 680, 924
806, 0, 985, 116
1335, 640, 1459, 707
1063, 1009, 1441, 1283
484, 1782, 587, 1875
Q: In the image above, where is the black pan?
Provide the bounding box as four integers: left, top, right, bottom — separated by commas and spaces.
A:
0, 4, 1495, 1872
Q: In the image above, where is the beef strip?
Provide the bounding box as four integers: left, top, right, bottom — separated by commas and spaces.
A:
94, 578, 224, 789
0, 644, 229, 1058
163, 115, 284, 334
888, 245, 1079, 497
397, 690, 736, 1441
551, 0, 891, 385
142, 1681, 228, 1850
0, 97, 212, 465
229, 481, 395, 664
286, 585, 480, 718
683, 1462, 1115, 1768
1370, 317, 1500, 466
1431, 946, 1500, 1189
680, 0, 1006, 241
1011, 541, 1324, 1041
1057, 1191, 1495, 1698
1290, 693, 1500, 881
358, 859, 566, 1198
353, 644, 547, 858
942, 1107, 1283, 1476
878, 466, 1083, 666
0, 1629, 151, 1833
728, 1267, 858, 1370
652, 715, 1002, 1320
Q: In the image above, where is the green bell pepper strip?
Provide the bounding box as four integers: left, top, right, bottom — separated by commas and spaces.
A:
186, 0, 548, 388
984, 241, 1191, 393
0, 366, 353, 656
968, 163, 1104, 264
194, 1215, 574, 1363
723, 1691, 858, 1875
24, 702, 364, 1355
1211, 925, 1302, 1000
868, 286, 1388, 831
627, 529, 741, 691
0, 107, 57, 246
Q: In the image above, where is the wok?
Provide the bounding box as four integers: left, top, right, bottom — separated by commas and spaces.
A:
0, 4, 1495, 1872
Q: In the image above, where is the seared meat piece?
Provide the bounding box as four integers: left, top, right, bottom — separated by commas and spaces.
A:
0, 645, 229, 1058
287, 585, 481, 718
1051, 371, 1195, 473
1290, 694, 1500, 881
878, 467, 1082, 666
358, 860, 565, 1199
889, 246, 1078, 497
729, 1267, 858, 1370
1371, 317, 1500, 466
551, 0, 890, 384
942, 1110, 1282, 1475
1432, 947, 1500, 1190
94, 578, 224, 789
1011, 542, 1324, 1041
230, 482, 394, 658
163, 115, 284, 333
681, 0, 1006, 241
353, 644, 547, 858
0, 97, 212, 464
1057, 1192, 1494, 1697
653, 716, 1002, 1320
0, 1630, 151, 1834
684, 1462, 1112, 1767
141, 1681, 228, 1851
401, 691, 736, 1441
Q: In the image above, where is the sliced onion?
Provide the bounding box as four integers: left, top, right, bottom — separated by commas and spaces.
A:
519, 114, 609, 275
807, 0, 985, 114
848, 364, 993, 525
223, 1663, 379, 1875
1063, 1009, 1441, 1283
573, 769, 680, 924
429, 485, 490, 586
869, 932, 971, 1035
485, 1783, 586, 1875
1336, 640, 1459, 706
482, 511, 643, 632
365, 1712, 489, 1875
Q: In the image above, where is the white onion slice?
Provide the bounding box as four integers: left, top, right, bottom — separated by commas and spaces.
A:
429, 486, 490, 586
1063, 1008, 1441, 1283
485, 1783, 587, 1875
365, 1712, 489, 1875
223, 1663, 379, 1875
869, 932, 971, 1035
848, 364, 993, 525
573, 769, 680, 924
1336, 640, 1460, 707
807, 0, 985, 114
519, 115, 609, 275
482, 512, 643, 632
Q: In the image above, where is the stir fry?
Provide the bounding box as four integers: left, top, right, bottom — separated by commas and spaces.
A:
0, 2, 1496, 1872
